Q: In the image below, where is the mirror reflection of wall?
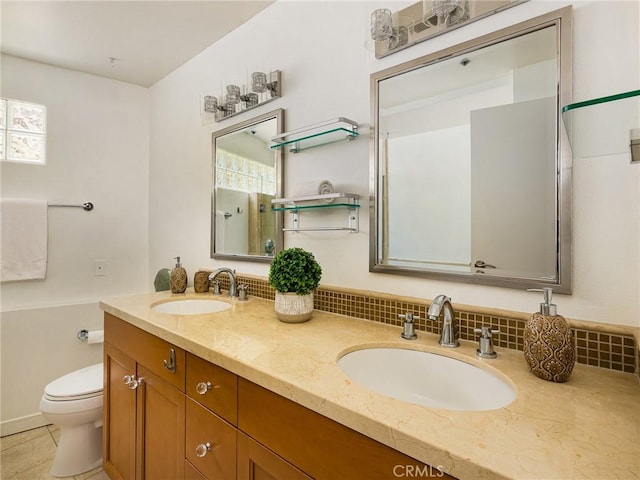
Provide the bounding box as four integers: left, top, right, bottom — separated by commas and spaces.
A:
371, 8, 572, 292
211, 109, 283, 261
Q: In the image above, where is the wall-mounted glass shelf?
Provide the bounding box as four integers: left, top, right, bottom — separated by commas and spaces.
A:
562, 89, 640, 161
270, 118, 359, 153
271, 193, 360, 232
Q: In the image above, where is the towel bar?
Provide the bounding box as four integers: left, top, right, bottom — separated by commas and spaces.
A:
48, 202, 93, 211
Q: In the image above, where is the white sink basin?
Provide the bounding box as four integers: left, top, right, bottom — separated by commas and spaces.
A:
151, 299, 232, 315
337, 348, 515, 411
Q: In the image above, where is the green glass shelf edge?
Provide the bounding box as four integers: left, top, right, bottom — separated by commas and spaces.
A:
271, 202, 360, 212
270, 127, 359, 150
562, 89, 640, 113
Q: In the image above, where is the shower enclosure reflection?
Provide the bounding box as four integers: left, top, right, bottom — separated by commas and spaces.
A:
211, 109, 284, 262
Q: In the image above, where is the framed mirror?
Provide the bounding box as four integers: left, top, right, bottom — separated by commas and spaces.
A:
211, 108, 284, 262
370, 7, 572, 293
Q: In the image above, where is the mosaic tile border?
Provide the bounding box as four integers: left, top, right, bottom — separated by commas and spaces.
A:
220, 275, 638, 375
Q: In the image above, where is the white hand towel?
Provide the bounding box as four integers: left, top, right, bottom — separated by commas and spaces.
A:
1, 198, 48, 281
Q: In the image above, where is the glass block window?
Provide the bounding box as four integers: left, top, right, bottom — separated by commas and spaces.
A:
216, 148, 276, 195
1, 99, 47, 164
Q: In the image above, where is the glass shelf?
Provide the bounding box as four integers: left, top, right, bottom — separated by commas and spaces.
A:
271, 193, 360, 232
272, 202, 360, 212
271, 193, 360, 210
562, 89, 640, 160
270, 118, 359, 153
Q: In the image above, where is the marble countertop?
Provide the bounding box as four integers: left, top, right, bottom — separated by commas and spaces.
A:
100, 291, 640, 480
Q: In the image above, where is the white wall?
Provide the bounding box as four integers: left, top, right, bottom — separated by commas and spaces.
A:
0, 56, 150, 434
149, 0, 639, 327
0, 304, 104, 435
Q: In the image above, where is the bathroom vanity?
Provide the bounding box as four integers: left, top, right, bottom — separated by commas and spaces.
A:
102, 313, 446, 480
100, 291, 640, 480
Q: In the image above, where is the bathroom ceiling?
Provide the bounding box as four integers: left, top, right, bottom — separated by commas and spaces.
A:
0, 1, 274, 87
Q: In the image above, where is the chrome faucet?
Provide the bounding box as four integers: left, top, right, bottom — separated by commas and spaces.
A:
208, 268, 237, 297
427, 295, 460, 347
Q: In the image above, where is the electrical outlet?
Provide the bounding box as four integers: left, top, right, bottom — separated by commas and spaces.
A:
94, 260, 107, 276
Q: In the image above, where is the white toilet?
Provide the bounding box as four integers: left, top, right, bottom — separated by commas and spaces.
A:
39, 363, 104, 477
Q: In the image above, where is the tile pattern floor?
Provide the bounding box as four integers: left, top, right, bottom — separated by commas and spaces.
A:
1, 425, 108, 480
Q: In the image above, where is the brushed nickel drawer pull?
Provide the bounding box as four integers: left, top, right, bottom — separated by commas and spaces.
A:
163, 348, 177, 373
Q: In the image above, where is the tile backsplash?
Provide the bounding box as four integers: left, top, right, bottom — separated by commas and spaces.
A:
225, 275, 639, 375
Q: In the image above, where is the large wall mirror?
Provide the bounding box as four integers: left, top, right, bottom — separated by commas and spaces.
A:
211, 109, 284, 262
370, 7, 573, 293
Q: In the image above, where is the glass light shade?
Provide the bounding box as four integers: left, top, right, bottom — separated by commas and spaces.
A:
244, 92, 259, 107
371, 9, 393, 41
204, 96, 218, 113
226, 85, 241, 104
432, 0, 459, 17
251, 72, 268, 93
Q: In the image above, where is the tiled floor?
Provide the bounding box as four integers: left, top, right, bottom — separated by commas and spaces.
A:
0, 425, 108, 480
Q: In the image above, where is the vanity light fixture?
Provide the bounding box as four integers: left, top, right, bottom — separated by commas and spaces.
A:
203, 70, 281, 122
369, 0, 528, 59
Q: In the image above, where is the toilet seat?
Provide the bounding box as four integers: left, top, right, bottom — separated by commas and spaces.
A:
44, 363, 103, 401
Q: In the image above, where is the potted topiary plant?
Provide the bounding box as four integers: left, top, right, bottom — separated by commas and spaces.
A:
268, 247, 322, 323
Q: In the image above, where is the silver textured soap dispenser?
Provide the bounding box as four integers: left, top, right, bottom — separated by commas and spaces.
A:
169, 256, 187, 294
523, 288, 575, 383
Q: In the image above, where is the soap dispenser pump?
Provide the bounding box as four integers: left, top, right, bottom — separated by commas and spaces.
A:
169, 256, 187, 294
523, 288, 575, 383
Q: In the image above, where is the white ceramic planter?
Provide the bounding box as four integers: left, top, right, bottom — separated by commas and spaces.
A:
274, 292, 314, 323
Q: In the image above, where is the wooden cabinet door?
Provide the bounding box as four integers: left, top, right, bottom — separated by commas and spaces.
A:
137, 365, 185, 480
237, 432, 311, 480
104, 343, 137, 480
185, 397, 236, 480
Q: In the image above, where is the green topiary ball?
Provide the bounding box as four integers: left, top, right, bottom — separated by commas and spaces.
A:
268, 247, 322, 295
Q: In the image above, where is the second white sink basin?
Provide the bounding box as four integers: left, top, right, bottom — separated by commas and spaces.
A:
151, 299, 232, 315
338, 347, 515, 411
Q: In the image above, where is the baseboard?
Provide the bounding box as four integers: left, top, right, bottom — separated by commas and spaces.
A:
0, 412, 48, 437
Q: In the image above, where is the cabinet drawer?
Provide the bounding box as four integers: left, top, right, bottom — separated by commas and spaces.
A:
238, 379, 454, 480
186, 397, 236, 480
186, 352, 238, 425
105, 313, 185, 391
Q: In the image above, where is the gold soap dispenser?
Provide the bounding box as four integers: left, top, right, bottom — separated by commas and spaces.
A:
523, 288, 575, 383
169, 256, 187, 294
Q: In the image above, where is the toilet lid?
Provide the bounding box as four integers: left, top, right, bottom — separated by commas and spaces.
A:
44, 363, 103, 399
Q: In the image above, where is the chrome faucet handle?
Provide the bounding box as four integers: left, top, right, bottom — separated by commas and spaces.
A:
237, 284, 249, 301
208, 267, 237, 297
474, 326, 499, 359
211, 280, 222, 295
399, 313, 419, 340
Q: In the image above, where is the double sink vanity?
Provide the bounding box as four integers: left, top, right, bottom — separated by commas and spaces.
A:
100, 290, 639, 480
